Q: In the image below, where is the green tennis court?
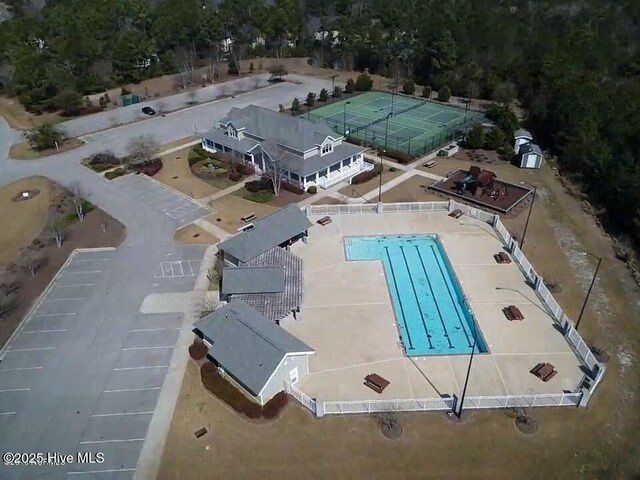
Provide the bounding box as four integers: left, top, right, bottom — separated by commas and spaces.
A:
307, 91, 483, 157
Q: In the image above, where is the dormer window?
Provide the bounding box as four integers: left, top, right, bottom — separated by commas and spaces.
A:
228, 127, 237, 138
321, 142, 333, 155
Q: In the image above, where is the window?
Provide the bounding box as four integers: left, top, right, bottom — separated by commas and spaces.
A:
244, 153, 252, 162
330, 163, 340, 172
342, 158, 350, 167
214, 143, 223, 151
321, 142, 333, 155
305, 174, 316, 183
205, 139, 214, 148
228, 127, 237, 138
290, 172, 299, 181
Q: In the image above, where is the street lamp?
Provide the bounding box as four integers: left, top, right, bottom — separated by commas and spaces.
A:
575, 252, 603, 331
520, 183, 538, 249
378, 148, 387, 204
343, 101, 351, 137
455, 313, 478, 419
384, 112, 392, 150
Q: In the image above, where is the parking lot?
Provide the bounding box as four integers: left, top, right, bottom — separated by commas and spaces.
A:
115, 175, 211, 225
0, 246, 199, 479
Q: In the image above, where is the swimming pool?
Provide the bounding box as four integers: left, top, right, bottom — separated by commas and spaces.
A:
345, 235, 487, 356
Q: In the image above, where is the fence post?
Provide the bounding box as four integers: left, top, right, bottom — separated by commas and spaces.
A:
315, 400, 325, 417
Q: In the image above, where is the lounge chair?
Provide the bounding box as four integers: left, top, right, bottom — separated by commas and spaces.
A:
364, 373, 390, 394
448, 209, 463, 219
494, 252, 512, 264
530, 363, 557, 382
503, 305, 524, 321
317, 216, 332, 226
241, 213, 256, 223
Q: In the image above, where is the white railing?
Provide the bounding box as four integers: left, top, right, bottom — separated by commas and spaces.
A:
305, 201, 449, 217
378, 202, 449, 213
319, 162, 374, 189
322, 397, 454, 415
462, 393, 582, 409
284, 381, 317, 414
565, 324, 599, 371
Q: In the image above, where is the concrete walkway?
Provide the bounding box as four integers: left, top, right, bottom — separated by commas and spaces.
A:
197, 174, 258, 206
360, 169, 416, 202
194, 218, 231, 241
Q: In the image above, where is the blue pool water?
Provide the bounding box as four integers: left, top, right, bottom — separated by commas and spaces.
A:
345, 235, 487, 356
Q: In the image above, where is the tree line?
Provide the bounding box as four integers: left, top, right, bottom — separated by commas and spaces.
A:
1, 0, 639, 248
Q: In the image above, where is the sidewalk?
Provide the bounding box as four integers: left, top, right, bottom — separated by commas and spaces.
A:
197, 174, 258, 206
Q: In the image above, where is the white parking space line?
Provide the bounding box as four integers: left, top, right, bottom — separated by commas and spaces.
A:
22, 329, 67, 334
187, 261, 195, 276
79, 438, 144, 445
5, 347, 56, 352
55, 283, 95, 287
60, 270, 103, 275
0, 366, 43, 371
72, 258, 111, 263
103, 387, 161, 393
128, 327, 180, 333
112, 365, 169, 371
44, 297, 87, 302
92, 411, 153, 418
0, 412, 16, 416
34, 313, 77, 317
67, 469, 136, 475
154, 261, 199, 278
0, 388, 29, 393
121, 346, 173, 351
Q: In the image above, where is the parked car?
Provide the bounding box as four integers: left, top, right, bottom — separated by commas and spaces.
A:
141, 106, 156, 116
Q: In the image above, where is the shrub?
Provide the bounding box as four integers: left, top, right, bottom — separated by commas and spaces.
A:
319, 88, 329, 102
355, 73, 373, 91
291, 97, 301, 112
249, 62, 255, 72
200, 363, 263, 417
281, 180, 305, 195
228, 171, 243, 182
104, 167, 126, 180
192, 160, 225, 179
351, 163, 382, 184
484, 126, 506, 151
141, 159, 162, 176
193, 144, 211, 159
382, 148, 412, 164
121, 87, 131, 96
305, 91, 316, 107
402, 79, 415, 95
262, 391, 289, 419
389, 166, 397, 172
90, 163, 116, 172
228, 58, 239, 76
422, 85, 432, 99
89, 152, 120, 166
0, 291, 17, 318
278, 104, 285, 113
26, 123, 64, 151
438, 85, 452, 102
306, 185, 317, 194
245, 178, 272, 193
244, 190, 273, 203
188, 149, 202, 166
332, 86, 343, 98
345, 78, 356, 93
214, 167, 228, 177
466, 125, 485, 150
236, 163, 255, 175
189, 339, 207, 360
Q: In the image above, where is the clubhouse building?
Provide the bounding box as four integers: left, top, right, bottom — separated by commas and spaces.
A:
201, 105, 370, 189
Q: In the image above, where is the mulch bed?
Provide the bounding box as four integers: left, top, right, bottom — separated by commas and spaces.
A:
0, 183, 125, 347
12, 188, 40, 202
189, 339, 208, 360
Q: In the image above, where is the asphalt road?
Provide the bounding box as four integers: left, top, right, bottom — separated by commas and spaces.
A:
0, 74, 335, 479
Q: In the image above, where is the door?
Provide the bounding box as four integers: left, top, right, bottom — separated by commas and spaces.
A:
289, 367, 299, 385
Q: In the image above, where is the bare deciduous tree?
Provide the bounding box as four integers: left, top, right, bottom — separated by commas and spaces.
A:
98, 210, 108, 233
196, 295, 220, 318
69, 180, 90, 221
264, 144, 287, 197
156, 101, 167, 115
0, 291, 17, 318
126, 134, 160, 167
187, 89, 197, 105
18, 248, 44, 276
48, 217, 66, 248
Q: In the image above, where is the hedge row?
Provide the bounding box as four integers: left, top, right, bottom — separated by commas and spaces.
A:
281, 180, 304, 195
244, 190, 273, 203
351, 163, 383, 184
200, 362, 289, 419
381, 148, 412, 164
104, 167, 126, 180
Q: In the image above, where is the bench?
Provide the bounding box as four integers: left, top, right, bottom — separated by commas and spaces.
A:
448, 209, 463, 219
493, 252, 512, 264
241, 213, 256, 223
530, 362, 557, 382
503, 305, 524, 321
364, 373, 390, 394
424, 160, 437, 168
317, 216, 332, 226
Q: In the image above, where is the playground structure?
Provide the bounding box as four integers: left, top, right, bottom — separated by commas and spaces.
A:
456, 166, 509, 201
429, 167, 533, 214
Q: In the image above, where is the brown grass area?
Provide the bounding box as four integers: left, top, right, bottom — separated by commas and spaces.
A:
339, 168, 404, 199
159, 158, 640, 480
312, 196, 347, 205
154, 148, 218, 199
0, 96, 62, 130
159, 136, 199, 153
9, 138, 85, 160
382, 175, 441, 203
207, 195, 277, 234
0, 177, 52, 264
173, 224, 218, 245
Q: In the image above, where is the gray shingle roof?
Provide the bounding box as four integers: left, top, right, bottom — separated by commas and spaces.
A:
219, 205, 312, 263
220, 105, 337, 152
193, 300, 314, 395
202, 128, 259, 153
514, 129, 533, 140
519, 142, 543, 156
221, 266, 285, 295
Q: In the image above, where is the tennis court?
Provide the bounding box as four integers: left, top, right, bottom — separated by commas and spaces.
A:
307, 91, 483, 157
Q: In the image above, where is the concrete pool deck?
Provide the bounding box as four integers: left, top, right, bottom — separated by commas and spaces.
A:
284, 212, 584, 402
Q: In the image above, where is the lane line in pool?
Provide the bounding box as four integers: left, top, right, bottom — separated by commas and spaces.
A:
428, 245, 473, 348
384, 246, 414, 351
414, 246, 453, 349
399, 246, 434, 350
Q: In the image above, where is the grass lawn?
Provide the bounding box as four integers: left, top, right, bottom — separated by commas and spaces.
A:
339, 167, 403, 199
0, 177, 52, 264
381, 174, 441, 202
0, 96, 63, 130
154, 148, 219, 199
207, 195, 278, 234
173, 224, 219, 245
9, 138, 85, 160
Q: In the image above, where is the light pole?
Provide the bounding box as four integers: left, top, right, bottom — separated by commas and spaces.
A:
343, 100, 351, 137
455, 314, 477, 418
331, 74, 339, 94
575, 252, 603, 331
378, 150, 385, 204
384, 112, 392, 150
520, 183, 538, 249
390, 84, 397, 115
